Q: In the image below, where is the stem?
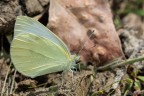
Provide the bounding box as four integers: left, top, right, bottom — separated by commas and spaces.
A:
97, 55, 144, 71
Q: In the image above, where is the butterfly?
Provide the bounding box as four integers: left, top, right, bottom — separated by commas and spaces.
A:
10, 16, 77, 78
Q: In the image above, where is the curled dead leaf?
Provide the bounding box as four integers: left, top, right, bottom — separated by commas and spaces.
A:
47, 0, 124, 66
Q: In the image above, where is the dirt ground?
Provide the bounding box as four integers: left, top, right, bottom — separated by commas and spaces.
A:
0, 0, 144, 96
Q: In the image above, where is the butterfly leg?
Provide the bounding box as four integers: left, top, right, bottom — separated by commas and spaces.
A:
60, 72, 65, 89
69, 69, 74, 84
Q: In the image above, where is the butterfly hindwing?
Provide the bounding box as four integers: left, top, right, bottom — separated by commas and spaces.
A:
11, 33, 71, 78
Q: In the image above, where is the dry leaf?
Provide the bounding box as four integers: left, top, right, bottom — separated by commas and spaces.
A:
47, 0, 124, 66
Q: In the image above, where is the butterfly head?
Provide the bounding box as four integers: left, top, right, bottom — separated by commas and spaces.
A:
69, 55, 80, 69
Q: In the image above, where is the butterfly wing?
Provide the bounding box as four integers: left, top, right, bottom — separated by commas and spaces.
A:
11, 33, 71, 78
14, 16, 71, 56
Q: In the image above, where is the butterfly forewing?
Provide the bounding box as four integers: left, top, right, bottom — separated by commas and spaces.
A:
14, 16, 71, 56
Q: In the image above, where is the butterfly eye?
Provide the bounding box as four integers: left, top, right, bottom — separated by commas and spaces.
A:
72, 55, 80, 63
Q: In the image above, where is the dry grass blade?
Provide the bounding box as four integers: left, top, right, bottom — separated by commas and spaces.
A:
1, 62, 12, 96
10, 70, 16, 95
97, 55, 144, 71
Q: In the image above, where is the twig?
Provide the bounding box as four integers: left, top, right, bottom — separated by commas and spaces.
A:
97, 55, 144, 71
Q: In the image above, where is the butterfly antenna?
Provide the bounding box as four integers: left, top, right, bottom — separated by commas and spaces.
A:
78, 30, 95, 55
74, 30, 95, 71
71, 30, 95, 65
70, 69, 74, 84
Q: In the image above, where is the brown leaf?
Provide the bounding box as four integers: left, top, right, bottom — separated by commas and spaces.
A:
47, 0, 124, 66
